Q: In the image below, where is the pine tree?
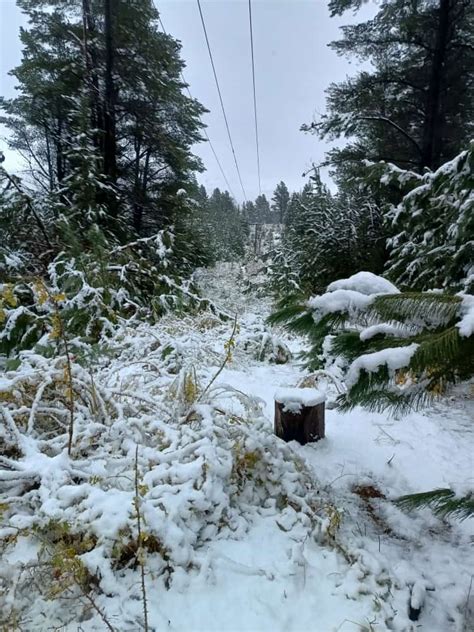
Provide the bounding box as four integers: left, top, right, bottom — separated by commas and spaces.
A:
254, 194, 272, 224
0, 0, 206, 247
271, 181, 290, 224
242, 200, 256, 225
207, 188, 246, 260
0, 0, 218, 358
379, 143, 474, 293
306, 0, 474, 178
270, 272, 474, 415
270, 172, 383, 296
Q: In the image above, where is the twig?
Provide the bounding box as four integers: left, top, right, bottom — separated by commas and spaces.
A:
57, 311, 75, 457
198, 314, 238, 401
464, 575, 473, 621
134, 445, 149, 632
80, 587, 116, 632
0, 166, 53, 248
297, 370, 346, 394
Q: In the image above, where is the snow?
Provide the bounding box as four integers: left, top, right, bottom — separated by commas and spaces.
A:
308, 272, 400, 322
457, 292, 474, 337
275, 387, 325, 412
359, 323, 410, 341
1, 263, 472, 631
308, 288, 374, 317
346, 343, 419, 387
327, 271, 400, 295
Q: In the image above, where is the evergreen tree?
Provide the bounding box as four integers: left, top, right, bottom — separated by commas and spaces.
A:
207, 188, 246, 260
379, 143, 474, 293
269, 172, 385, 296
271, 181, 290, 223
0, 0, 218, 358
254, 194, 272, 224
0, 0, 206, 245
270, 271, 474, 414
306, 0, 474, 177
242, 200, 256, 225
270, 271, 474, 520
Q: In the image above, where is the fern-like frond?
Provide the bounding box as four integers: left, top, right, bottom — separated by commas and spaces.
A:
371, 293, 461, 328
267, 298, 307, 326
337, 364, 436, 414
396, 488, 474, 521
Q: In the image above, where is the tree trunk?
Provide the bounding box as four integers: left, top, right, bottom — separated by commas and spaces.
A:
103, 0, 118, 214
82, 0, 104, 153
274, 401, 325, 445
55, 109, 65, 183
420, 0, 451, 170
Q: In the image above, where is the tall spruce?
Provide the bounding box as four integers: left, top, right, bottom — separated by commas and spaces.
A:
207, 188, 246, 260
271, 181, 290, 223
254, 194, 272, 224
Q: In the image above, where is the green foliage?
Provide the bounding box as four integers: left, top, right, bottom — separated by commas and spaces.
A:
271, 279, 474, 414
382, 144, 474, 293
0, 226, 207, 359
310, 0, 473, 178
269, 173, 385, 297
271, 181, 290, 224
396, 489, 474, 521
1, 0, 206, 240
0, 0, 224, 362
198, 188, 246, 261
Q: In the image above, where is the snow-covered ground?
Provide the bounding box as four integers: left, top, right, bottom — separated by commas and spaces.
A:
191, 264, 474, 632
1, 262, 473, 631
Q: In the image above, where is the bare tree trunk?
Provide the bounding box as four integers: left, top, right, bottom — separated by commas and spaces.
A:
55, 109, 65, 183
44, 126, 54, 191
132, 137, 142, 233
103, 0, 118, 214
421, 0, 451, 170
82, 0, 103, 152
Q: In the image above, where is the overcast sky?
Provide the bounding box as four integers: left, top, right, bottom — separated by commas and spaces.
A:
0, 0, 375, 202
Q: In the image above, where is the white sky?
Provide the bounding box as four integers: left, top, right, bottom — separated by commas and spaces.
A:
0, 0, 376, 201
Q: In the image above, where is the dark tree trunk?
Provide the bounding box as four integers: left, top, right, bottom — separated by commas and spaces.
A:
132, 147, 151, 234
82, 0, 104, 153
420, 0, 451, 170
132, 137, 142, 233
55, 110, 65, 183
274, 401, 325, 445
103, 0, 118, 215
44, 126, 54, 191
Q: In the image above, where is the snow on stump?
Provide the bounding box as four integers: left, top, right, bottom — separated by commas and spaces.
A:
274, 388, 326, 445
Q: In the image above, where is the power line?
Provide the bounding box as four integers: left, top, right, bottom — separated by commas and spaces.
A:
196, 0, 248, 203
157, 13, 236, 199
248, 0, 261, 195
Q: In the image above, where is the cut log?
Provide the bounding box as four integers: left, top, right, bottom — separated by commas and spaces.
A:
274, 388, 325, 445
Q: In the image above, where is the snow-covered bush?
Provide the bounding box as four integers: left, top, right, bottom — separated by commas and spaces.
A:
0, 319, 329, 627
269, 173, 385, 297
238, 330, 292, 364
0, 229, 218, 362
377, 142, 474, 293
270, 271, 474, 414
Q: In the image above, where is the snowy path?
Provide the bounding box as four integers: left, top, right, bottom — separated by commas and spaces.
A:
178, 263, 474, 632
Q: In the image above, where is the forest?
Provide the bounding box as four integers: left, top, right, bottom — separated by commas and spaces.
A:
0, 0, 473, 630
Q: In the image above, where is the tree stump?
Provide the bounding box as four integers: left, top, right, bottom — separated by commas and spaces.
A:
274, 388, 325, 445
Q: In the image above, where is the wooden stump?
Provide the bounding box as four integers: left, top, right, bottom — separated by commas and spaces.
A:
274, 399, 325, 445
